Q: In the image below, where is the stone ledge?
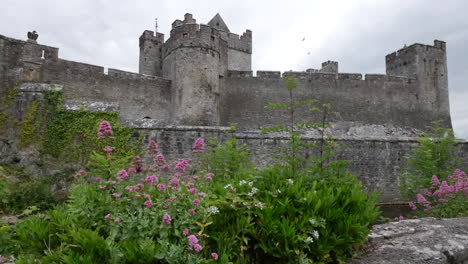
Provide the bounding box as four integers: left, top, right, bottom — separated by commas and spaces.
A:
17, 82, 63, 92
63, 101, 119, 112
350, 217, 468, 264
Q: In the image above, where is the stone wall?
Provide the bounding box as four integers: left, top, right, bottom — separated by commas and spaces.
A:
221, 71, 450, 131
127, 123, 468, 202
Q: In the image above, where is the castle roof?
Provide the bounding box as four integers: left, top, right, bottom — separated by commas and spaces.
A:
208, 13, 230, 33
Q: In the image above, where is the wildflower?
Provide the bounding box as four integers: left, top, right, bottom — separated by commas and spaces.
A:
95, 177, 102, 181
79, 169, 86, 174
162, 164, 170, 170
309, 218, 316, 225
408, 202, 417, 210
117, 170, 129, 180
305, 236, 314, 243
103, 146, 115, 153
163, 214, 172, 225
105, 214, 112, 220
75, 173, 81, 178
248, 187, 258, 196
224, 184, 235, 192
131, 156, 143, 173
145, 175, 158, 185
188, 188, 197, 194
114, 217, 121, 223
125, 186, 135, 192
248, 181, 254, 186
197, 192, 206, 198
416, 194, 431, 208
188, 209, 196, 215
431, 175, 440, 186
144, 200, 152, 208
175, 160, 189, 171
204, 173, 214, 181
211, 253, 219, 260
394, 217, 399, 221
239, 180, 247, 186
135, 183, 144, 191
188, 235, 199, 246
192, 199, 200, 205
107, 180, 116, 185
207, 206, 219, 214
169, 178, 180, 187
312, 230, 319, 239
413, 216, 419, 219
97, 121, 113, 138
154, 153, 166, 165
174, 172, 183, 178
192, 138, 205, 153
183, 228, 190, 236
157, 184, 166, 191
135, 194, 142, 199
148, 140, 159, 154
287, 179, 294, 185
399, 216, 404, 221
144, 194, 151, 200
112, 193, 121, 198
255, 202, 264, 209
192, 175, 199, 181
194, 244, 203, 252
99, 185, 106, 190
128, 167, 137, 174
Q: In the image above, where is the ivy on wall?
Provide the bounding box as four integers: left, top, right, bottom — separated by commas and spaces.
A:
4, 83, 141, 166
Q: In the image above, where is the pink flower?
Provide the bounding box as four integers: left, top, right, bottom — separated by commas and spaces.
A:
135, 194, 142, 199
154, 153, 166, 165
431, 175, 440, 186
162, 164, 170, 170
148, 140, 159, 154
408, 202, 417, 210
188, 188, 197, 194
117, 170, 129, 180
99, 185, 106, 190
188, 235, 199, 246
75, 173, 81, 178
157, 184, 166, 191
398, 216, 404, 221
103, 146, 115, 153
413, 216, 418, 219
183, 228, 190, 236
394, 217, 399, 221
174, 172, 183, 178
194, 244, 203, 252
144, 200, 152, 208
131, 156, 143, 173
114, 217, 120, 223
79, 169, 86, 174
192, 138, 205, 153
192, 199, 200, 205
144, 194, 151, 200
95, 177, 102, 181
107, 181, 116, 185
105, 214, 112, 220
192, 175, 199, 181
145, 175, 158, 185
163, 213, 172, 225
125, 186, 135, 192
188, 209, 195, 215
211, 253, 218, 260
204, 173, 214, 181
197, 192, 206, 198
169, 178, 180, 187
112, 193, 121, 198
162, 205, 169, 209
175, 160, 189, 171
97, 121, 113, 138
128, 167, 137, 174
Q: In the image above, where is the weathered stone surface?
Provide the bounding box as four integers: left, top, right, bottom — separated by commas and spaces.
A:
351, 217, 468, 264
63, 100, 119, 112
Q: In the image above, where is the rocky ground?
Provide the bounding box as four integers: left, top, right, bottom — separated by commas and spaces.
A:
351, 217, 468, 264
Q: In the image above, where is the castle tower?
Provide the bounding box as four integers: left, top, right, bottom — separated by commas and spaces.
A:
139, 30, 164, 76
162, 13, 226, 125
385, 40, 451, 128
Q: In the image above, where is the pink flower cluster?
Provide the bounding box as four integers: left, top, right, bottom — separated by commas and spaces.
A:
117, 170, 129, 180
175, 159, 189, 171
145, 175, 158, 185
97, 120, 114, 140
192, 138, 205, 153
187, 235, 203, 252
163, 213, 172, 225
75, 169, 86, 178
148, 140, 159, 154
410, 169, 468, 212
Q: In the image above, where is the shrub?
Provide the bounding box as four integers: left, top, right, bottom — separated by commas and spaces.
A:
407, 169, 468, 218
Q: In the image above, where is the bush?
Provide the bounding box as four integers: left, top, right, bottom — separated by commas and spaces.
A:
1, 120, 379, 263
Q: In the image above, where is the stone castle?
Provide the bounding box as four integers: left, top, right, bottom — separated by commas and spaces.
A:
0, 13, 460, 201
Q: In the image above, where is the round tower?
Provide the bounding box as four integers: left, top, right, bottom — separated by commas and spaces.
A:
162, 14, 226, 126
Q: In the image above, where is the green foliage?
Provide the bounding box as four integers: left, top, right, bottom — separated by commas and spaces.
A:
18, 101, 41, 146
400, 121, 460, 200
0, 164, 72, 214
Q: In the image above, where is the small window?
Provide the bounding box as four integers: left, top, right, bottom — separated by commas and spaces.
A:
183, 32, 189, 38
211, 36, 215, 41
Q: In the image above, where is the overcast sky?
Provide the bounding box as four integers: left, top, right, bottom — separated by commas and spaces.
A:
2, 0, 467, 138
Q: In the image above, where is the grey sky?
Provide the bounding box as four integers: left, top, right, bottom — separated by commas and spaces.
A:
2, 0, 467, 138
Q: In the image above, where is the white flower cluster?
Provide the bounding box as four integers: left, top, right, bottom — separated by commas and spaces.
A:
255, 202, 264, 209
239, 180, 247, 186
248, 187, 258, 196
305, 236, 314, 243
224, 184, 236, 192
287, 178, 294, 185
207, 206, 219, 214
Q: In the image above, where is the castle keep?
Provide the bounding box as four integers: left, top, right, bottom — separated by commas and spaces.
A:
0, 13, 461, 201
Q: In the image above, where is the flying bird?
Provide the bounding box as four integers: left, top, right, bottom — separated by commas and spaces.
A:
302, 37, 305, 41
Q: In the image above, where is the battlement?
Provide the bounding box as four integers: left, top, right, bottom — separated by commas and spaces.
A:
225, 30, 252, 53
139, 30, 164, 47
385, 40, 446, 63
